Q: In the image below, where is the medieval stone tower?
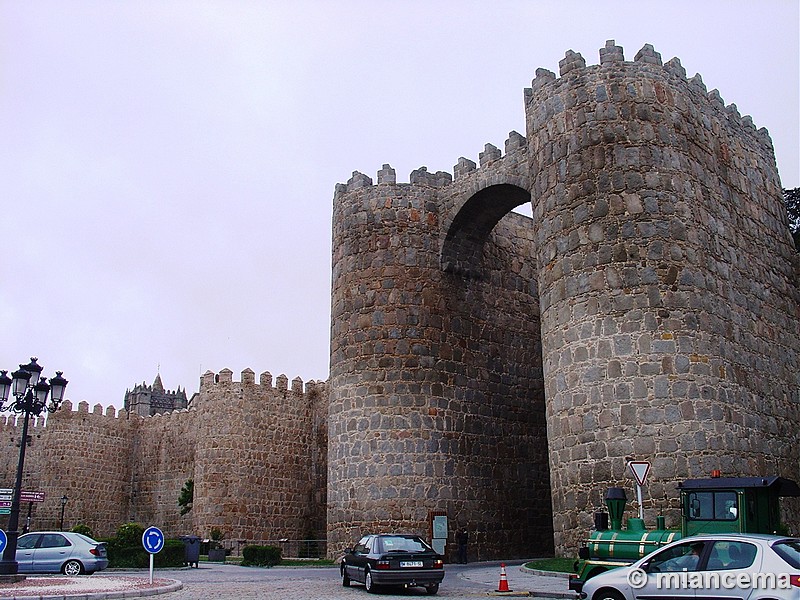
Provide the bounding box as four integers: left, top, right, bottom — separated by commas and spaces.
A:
328, 41, 800, 558
124, 374, 188, 417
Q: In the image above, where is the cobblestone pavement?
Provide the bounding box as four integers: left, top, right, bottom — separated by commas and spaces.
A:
150, 561, 574, 600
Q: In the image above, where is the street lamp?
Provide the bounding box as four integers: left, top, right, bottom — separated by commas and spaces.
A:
0, 358, 67, 575
59, 495, 68, 531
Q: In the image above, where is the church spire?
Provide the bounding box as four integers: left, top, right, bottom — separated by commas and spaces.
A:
152, 373, 165, 393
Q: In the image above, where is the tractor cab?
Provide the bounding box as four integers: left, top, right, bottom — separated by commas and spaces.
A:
679, 475, 800, 537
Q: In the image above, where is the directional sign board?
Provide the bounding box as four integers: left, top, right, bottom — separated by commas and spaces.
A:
0, 501, 11, 509
628, 461, 651, 486
0, 489, 11, 501
142, 526, 165, 554
0, 529, 6, 554
20, 491, 45, 503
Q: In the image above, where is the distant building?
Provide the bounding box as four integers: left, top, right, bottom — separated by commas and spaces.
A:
124, 374, 188, 416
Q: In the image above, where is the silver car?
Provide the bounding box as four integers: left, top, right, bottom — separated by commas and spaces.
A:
16, 531, 109, 575
580, 534, 800, 600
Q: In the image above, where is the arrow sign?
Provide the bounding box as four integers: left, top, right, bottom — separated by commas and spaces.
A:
142, 526, 164, 554
0, 529, 6, 554
628, 461, 651, 487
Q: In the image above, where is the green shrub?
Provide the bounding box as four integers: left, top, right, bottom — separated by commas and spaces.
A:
115, 522, 145, 547
107, 539, 185, 568
70, 524, 93, 538
241, 544, 281, 567
104, 522, 184, 568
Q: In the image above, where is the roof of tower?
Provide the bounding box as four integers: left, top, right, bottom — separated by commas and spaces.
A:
152, 373, 165, 393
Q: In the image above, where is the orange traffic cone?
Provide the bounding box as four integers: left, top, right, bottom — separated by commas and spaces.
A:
497, 562, 511, 592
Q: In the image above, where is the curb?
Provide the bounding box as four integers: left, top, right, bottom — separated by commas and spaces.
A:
519, 567, 572, 579
0, 578, 182, 600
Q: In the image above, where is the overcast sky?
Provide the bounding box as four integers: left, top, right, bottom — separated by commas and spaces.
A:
1, 1, 797, 410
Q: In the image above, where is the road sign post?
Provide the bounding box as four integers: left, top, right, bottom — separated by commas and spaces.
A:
142, 526, 164, 584
628, 461, 651, 520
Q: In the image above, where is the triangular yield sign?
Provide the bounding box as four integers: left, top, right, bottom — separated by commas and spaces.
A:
628, 461, 650, 486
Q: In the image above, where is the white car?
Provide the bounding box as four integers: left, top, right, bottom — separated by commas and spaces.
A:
580, 534, 800, 600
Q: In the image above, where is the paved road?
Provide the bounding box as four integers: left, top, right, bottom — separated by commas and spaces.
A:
139, 561, 574, 600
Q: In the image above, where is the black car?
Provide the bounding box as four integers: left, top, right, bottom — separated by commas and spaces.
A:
341, 534, 445, 595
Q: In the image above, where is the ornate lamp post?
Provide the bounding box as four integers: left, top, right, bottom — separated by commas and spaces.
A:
59, 495, 68, 531
0, 358, 67, 575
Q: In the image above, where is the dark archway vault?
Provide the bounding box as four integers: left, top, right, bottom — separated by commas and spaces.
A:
441, 183, 533, 278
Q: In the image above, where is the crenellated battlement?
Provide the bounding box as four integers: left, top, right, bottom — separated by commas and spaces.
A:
0, 400, 127, 430
198, 367, 327, 397
335, 130, 528, 196
525, 40, 773, 149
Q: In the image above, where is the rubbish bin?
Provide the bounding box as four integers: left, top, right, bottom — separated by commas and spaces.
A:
181, 535, 201, 568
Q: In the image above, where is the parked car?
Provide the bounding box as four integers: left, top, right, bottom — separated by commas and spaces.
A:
341, 533, 445, 595
580, 533, 800, 600
15, 531, 108, 575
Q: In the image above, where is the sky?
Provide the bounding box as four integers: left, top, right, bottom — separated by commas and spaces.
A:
1, 0, 798, 410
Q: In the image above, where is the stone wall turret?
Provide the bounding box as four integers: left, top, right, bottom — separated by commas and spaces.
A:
525, 40, 800, 554
328, 146, 553, 560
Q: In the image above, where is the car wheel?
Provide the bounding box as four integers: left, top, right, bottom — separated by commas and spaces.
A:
62, 559, 84, 576
425, 582, 439, 595
593, 588, 625, 600
342, 566, 351, 587
364, 568, 377, 593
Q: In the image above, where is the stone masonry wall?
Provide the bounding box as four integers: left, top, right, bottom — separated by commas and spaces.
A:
0, 403, 132, 537
0, 370, 328, 546
526, 41, 800, 554
191, 370, 327, 544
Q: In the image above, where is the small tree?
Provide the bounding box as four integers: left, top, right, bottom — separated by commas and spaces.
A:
178, 478, 194, 515
784, 187, 800, 251
209, 526, 224, 549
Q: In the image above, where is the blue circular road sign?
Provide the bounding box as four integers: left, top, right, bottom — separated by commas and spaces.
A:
142, 526, 164, 554
0, 529, 6, 555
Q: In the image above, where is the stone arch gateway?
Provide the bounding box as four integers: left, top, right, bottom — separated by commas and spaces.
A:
328, 41, 800, 559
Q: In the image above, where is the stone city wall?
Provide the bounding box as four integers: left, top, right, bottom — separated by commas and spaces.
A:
329, 40, 800, 559
0, 370, 328, 546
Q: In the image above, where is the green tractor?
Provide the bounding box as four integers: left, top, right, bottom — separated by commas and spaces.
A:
568, 475, 800, 591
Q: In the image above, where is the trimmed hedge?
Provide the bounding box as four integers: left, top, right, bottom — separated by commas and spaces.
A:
241, 544, 281, 567
107, 539, 185, 568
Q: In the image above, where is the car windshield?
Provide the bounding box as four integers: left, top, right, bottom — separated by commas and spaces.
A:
378, 536, 431, 553
772, 540, 800, 569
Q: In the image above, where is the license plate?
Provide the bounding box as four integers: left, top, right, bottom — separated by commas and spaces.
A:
400, 561, 423, 568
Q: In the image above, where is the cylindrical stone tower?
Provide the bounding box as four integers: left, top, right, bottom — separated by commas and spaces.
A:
526, 41, 800, 554
328, 163, 552, 560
